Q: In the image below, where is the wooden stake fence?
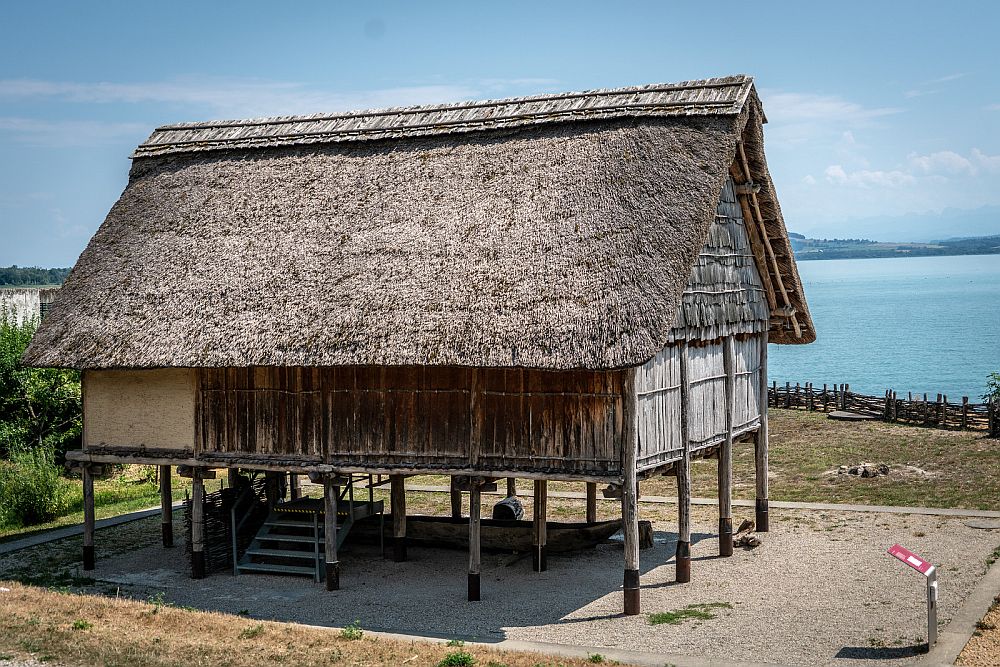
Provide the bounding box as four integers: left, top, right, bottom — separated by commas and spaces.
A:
769, 381, 999, 436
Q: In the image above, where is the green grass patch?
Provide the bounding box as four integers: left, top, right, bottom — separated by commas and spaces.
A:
647, 602, 732, 626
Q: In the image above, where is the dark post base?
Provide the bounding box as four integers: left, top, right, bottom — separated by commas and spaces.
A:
532, 545, 547, 572
161, 522, 173, 548
675, 540, 691, 583
468, 573, 481, 601
755, 498, 769, 532
326, 561, 340, 591
623, 568, 640, 615
719, 517, 733, 557
191, 550, 205, 579
83, 545, 95, 571
393, 537, 407, 563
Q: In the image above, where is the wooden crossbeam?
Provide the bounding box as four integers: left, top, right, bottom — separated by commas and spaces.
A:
733, 141, 802, 338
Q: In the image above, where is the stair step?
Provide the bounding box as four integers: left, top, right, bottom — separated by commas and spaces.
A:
245, 548, 320, 559
263, 518, 322, 528
257, 532, 324, 544
236, 562, 317, 576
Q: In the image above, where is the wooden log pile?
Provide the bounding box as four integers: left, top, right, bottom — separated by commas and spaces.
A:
768, 381, 999, 435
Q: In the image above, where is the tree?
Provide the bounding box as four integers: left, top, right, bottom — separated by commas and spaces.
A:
0, 311, 81, 460
985, 372, 1000, 403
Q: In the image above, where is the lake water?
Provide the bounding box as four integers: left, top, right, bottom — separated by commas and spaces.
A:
767, 254, 1000, 400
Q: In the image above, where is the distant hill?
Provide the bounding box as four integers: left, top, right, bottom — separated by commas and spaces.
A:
788, 234, 1000, 261
0, 265, 71, 286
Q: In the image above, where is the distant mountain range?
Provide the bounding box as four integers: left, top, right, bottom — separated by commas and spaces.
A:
788, 233, 1000, 261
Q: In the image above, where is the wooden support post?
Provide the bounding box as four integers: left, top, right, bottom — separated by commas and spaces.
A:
719, 336, 735, 558
159, 465, 173, 548
391, 474, 407, 562
532, 480, 548, 572
289, 473, 301, 500
784, 381, 791, 408
676, 343, 692, 583
83, 465, 95, 570
822, 383, 828, 411
191, 472, 205, 579
450, 476, 463, 519
227, 468, 239, 490
961, 397, 969, 430
506, 477, 517, 498
468, 482, 482, 601
586, 482, 598, 524
324, 475, 339, 591
622, 367, 640, 615
755, 331, 770, 532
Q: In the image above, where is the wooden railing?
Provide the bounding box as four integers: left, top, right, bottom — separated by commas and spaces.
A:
768, 381, 999, 435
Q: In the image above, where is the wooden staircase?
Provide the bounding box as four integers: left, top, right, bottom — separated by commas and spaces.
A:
235, 479, 384, 582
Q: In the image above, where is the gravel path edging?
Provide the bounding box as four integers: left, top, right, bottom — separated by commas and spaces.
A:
0, 501, 183, 555
406, 485, 1000, 518
920, 558, 1000, 667
333, 625, 797, 667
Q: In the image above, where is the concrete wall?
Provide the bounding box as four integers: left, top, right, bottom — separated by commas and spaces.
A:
0, 287, 59, 323
83, 369, 196, 450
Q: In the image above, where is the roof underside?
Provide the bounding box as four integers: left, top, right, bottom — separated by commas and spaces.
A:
25, 75, 813, 371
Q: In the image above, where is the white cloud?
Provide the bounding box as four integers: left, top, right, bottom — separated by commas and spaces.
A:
908, 150, 975, 175
989, 104, 1000, 111
0, 77, 551, 119
760, 90, 901, 145
908, 149, 1000, 176
802, 174, 816, 185
824, 164, 914, 188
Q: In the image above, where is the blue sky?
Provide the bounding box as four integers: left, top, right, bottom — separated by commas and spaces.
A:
2, 1, 998, 266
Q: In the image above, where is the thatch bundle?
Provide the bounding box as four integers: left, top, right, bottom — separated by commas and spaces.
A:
24, 75, 812, 372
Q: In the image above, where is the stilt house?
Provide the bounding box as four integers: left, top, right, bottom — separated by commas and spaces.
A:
25, 74, 814, 614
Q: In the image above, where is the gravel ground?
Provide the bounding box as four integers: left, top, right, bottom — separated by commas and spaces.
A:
2, 505, 997, 667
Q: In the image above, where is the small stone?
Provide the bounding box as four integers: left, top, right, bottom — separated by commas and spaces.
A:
878, 464, 890, 476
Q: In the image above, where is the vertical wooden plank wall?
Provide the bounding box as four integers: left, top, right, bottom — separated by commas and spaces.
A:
197, 366, 625, 477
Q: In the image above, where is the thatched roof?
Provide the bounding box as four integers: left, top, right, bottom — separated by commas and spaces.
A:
25, 75, 813, 371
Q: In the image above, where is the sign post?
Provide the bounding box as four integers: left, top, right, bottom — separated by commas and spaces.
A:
888, 544, 937, 648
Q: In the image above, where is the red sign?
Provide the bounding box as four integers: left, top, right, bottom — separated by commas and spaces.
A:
888, 544, 935, 576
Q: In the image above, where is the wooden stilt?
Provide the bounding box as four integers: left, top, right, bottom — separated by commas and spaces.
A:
532, 479, 547, 572
391, 474, 407, 562
82, 465, 95, 570
227, 468, 239, 490
450, 476, 462, 519
191, 472, 205, 579
586, 482, 598, 524
468, 482, 482, 601
756, 330, 770, 532
324, 475, 339, 590
289, 473, 301, 500
159, 465, 173, 548
506, 477, 517, 498
719, 337, 735, 557
676, 343, 692, 583
622, 367, 640, 615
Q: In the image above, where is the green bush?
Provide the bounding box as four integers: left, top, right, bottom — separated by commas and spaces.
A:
0, 310, 81, 460
0, 445, 72, 526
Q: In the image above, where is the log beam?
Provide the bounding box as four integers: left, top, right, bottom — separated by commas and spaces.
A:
756, 330, 770, 532
586, 482, 598, 524
159, 465, 173, 548
622, 367, 640, 615
676, 343, 692, 583
468, 481, 482, 601
719, 336, 735, 557
324, 475, 339, 590
532, 480, 548, 572
82, 465, 95, 570
191, 472, 205, 579
391, 474, 407, 562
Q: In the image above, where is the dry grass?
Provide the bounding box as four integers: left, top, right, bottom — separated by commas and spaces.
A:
958, 596, 1000, 666
0, 582, 614, 667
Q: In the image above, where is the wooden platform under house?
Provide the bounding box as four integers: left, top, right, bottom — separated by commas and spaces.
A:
24, 74, 814, 615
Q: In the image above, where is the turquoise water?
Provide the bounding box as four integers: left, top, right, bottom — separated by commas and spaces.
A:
768, 254, 1000, 400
